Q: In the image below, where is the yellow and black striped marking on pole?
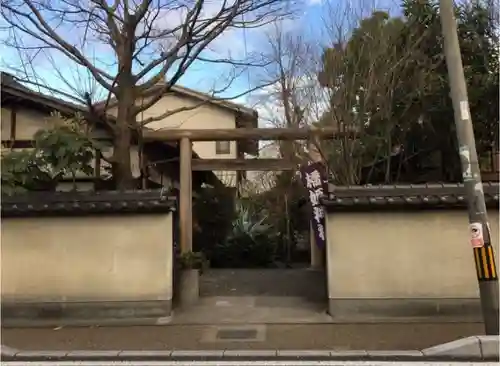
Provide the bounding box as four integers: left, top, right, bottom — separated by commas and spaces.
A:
473, 246, 497, 281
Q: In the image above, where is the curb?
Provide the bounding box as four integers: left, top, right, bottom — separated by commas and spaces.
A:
1, 336, 498, 361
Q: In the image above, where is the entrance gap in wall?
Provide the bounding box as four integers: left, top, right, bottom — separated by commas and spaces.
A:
184, 178, 329, 324
144, 127, 345, 324
196, 172, 327, 323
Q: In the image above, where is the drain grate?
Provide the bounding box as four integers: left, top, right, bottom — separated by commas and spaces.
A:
216, 329, 258, 340
201, 325, 266, 343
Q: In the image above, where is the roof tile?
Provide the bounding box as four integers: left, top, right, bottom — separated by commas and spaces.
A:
1, 190, 176, 217
322, 183, 499, 211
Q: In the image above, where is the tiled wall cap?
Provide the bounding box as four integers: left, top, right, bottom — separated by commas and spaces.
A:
1, 190, 177, 217
322, 183, 499, 210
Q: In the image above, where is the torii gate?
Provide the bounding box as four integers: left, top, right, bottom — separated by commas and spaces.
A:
144, 127, 348, 258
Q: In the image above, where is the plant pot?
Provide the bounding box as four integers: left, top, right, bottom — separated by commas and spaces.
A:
179, 268, 200, 307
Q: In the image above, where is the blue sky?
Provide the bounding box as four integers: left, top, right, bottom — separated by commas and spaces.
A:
0, 0, 400, 107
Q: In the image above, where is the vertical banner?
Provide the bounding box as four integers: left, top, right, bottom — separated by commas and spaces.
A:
300, 162, 328, 249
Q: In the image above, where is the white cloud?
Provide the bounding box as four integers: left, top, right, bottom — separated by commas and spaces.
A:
148, 1, 281, 61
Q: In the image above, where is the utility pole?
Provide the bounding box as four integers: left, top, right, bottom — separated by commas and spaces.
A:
439, 0, 499, 335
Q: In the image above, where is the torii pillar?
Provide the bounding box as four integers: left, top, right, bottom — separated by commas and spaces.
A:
179, 137, 193, 254
310, 223, 324, 270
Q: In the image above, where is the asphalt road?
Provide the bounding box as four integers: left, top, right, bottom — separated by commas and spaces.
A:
1, 323, 484, 351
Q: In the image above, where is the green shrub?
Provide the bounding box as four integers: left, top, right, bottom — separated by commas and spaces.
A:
193, 185, 235, 258
210, 203, 277, 268
178, 251, 206, 270
1, 113, 97, 194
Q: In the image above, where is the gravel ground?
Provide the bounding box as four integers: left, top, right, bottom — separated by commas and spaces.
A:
2, 323, 484, 351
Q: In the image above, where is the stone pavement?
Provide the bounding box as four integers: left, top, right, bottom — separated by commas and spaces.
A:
2, 323, 484, 351
171, 296, 332, 324
200, 269, 326, 300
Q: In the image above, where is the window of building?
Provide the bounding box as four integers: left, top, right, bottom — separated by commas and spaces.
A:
216, 141, 231, 155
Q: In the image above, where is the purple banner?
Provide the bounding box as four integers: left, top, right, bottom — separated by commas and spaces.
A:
300, 162, 328, 249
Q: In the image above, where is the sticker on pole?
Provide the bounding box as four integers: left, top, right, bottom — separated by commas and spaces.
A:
460, 100, 470, 121
470, 222, 484, 248
459, 146, 473, 180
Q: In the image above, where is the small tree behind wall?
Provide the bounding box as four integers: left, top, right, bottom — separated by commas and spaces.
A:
1, 113, 98, 194
193, 185, 236, 261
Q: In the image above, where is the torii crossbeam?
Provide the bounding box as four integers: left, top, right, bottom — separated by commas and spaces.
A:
144, 127, 352, 254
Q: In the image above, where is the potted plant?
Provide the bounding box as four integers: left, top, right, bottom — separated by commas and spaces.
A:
177, 251, 204, 306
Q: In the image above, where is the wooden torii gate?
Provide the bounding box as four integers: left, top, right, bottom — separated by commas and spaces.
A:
144, 127, 346, 254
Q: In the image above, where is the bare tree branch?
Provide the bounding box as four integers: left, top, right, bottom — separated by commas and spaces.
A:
1, 0, 294, 189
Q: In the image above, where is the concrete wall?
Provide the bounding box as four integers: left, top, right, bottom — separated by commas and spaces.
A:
325, 209, 499, 321
1, 213, 173, 325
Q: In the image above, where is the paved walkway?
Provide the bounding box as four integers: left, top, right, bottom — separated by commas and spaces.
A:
173, 268, 331, 324
172, 296, 331, 324
2, 323, 484, 351
2, 269, 485, 352
200, 269, 326, 300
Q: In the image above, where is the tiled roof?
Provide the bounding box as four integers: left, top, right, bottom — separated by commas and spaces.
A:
322, 183, 499, 211
1, 190, 176, 217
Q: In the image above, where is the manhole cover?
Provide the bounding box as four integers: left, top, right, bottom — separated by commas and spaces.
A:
216, 329, 258, 340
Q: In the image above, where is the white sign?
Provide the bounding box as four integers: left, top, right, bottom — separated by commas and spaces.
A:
470, 222, 484, 248
459, 100, 470, 120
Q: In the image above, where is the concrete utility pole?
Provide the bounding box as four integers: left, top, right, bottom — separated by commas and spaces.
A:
439, 0, 499, 335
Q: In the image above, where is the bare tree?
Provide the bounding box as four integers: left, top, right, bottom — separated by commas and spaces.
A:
251, 24, 323, 168
1, 0, 294, 189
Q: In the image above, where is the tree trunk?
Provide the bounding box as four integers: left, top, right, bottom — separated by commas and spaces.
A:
112, 85, 135, 190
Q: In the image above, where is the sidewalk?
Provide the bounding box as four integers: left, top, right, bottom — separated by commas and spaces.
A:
1, 323, 484, 351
